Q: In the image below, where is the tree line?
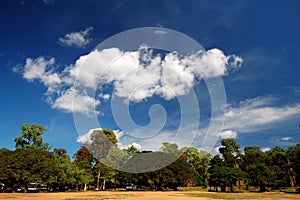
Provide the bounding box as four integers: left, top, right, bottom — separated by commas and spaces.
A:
0, 123, 299, 192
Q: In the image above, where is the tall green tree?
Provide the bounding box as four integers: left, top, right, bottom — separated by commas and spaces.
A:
182, 147, 211, 186
219, 138, 241, 168
242, 146, 275, 192
286, 144, 300, 186
85, 129, 119, 190
208, 155, 224, 191
209, 166, 247, 192
73, 146, 94, 190
14, 123, 50, 150
266, 146, 296, 187
53, 148, 74, 191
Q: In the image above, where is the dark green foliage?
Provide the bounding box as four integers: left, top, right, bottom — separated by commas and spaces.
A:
246, 163, 275, 192
242, 146, 275, 191
266, 146, 294, 187
0, 147, 60, 189
209, 166, 247, 192
122, 151, 178, 173
219, 138, 241, 168
72, 146, 94, 189
14, 123, 50, 150
126, 145, 139, 153
2, 124, 300, 192
286, 144, 300, 185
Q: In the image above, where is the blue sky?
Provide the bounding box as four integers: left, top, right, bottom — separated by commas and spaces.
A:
0, 0, 300, 157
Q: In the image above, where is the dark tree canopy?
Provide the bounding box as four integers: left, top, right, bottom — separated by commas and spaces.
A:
2, 124, 300, 192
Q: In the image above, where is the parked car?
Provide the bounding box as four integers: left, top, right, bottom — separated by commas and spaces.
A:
0, 183, 4, 193
16, 187, 26, 193
4, 187, 13, 193
126, 183, 137, 191
27, 183, 41, 193
40, 184, 48, 192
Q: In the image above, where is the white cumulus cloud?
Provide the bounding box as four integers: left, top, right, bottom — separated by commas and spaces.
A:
216, 130, 237, 139
52, 87, 100, 115
68, 46, 243, 103
17, 46, 243, 116
261, 147, 271, 152
59, 27, 93, 48
281, 137, 292, 141
23, 56, 61, 87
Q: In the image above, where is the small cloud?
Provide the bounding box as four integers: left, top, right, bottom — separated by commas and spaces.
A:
12, 65, 21, 73
114, 129, 124, 142
154, 30, 168, 35
216, 130, 237, 139
227, 54, 243, 72
98, 93, 110, 100
58, 27, 93, 48
281, 137, 292, 141
261, 147, 271, 152
22, 56, 61, 87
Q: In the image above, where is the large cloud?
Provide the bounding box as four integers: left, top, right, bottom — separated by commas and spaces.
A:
19, 46, 242, 115
68, 46, 243, 103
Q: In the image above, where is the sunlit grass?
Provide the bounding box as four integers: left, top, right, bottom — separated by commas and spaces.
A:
182, 192, 300, 200
178, 186, 208, 191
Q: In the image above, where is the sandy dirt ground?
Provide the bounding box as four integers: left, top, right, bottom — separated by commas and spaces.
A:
0, 191, 205, 200
0, 191, 299, 200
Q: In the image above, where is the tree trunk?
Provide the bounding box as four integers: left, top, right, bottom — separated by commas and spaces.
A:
259, 185, 266, 192
96, 170, 101, 190
102, 179, 106, 190
221, 186, 226, 192
84, 184, 87, 191
288, 163, 296, 187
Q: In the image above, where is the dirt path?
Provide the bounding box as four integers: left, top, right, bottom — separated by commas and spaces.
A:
0, 191, 208, 200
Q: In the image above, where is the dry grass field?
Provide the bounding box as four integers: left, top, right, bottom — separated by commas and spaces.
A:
0, 191, 299, 200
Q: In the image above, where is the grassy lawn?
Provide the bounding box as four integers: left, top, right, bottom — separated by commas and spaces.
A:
181, 191, 300, 200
